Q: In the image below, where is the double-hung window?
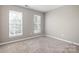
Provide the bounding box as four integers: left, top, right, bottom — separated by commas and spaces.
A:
33, 15, 41, 34
9, 10, 23, 37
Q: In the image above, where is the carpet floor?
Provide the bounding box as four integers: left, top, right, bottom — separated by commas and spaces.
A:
0, 36, 79, 53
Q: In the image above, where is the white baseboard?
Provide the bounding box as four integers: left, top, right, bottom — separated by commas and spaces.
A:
46, 34, 79, 46
0, 35, 43, 46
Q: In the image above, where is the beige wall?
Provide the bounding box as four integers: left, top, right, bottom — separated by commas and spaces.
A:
45, 6, 79, 44
0, 6, 1, 42
0, 5, 45, 42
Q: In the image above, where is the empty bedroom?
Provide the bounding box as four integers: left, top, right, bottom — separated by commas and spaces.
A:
0, 5, 79, 53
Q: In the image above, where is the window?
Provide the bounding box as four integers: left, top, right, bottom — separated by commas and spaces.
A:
34, 15, 41, 33
9, 10, 23, 37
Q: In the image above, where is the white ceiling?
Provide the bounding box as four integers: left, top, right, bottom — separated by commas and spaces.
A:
19, 5, 63, 13
28, 5, 63, 12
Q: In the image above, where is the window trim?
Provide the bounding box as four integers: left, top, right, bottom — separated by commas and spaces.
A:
33, 15, 41, 34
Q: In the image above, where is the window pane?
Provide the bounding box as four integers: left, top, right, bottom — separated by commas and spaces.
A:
34, 15, 41, 33
9, 10, 23, 37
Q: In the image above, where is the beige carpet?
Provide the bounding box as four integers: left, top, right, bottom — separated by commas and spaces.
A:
0, 36, 79, 53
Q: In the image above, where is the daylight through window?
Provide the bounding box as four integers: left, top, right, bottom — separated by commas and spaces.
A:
9, 10, 23, 37
34, 15, 41, 33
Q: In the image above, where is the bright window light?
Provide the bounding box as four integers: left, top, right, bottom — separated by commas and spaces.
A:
34, 15, 41, 33
9, 10, 23, 37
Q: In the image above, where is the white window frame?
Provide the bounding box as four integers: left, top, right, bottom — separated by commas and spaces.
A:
33, 15, 41, 34
9, 10, 23, 37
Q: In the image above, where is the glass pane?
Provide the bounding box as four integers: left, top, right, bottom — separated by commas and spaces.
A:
9, 10, 23, 37
34, 15, 41, 33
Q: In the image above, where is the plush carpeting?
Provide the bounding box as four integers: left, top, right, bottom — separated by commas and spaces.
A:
0, 36, 79, 53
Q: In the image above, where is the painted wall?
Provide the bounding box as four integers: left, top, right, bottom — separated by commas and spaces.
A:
45, 6, 79, 44
0, 5, 45, 42
0, 6, 2, 42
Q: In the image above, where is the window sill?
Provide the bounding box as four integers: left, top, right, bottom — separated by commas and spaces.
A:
9, 34, 23, 38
